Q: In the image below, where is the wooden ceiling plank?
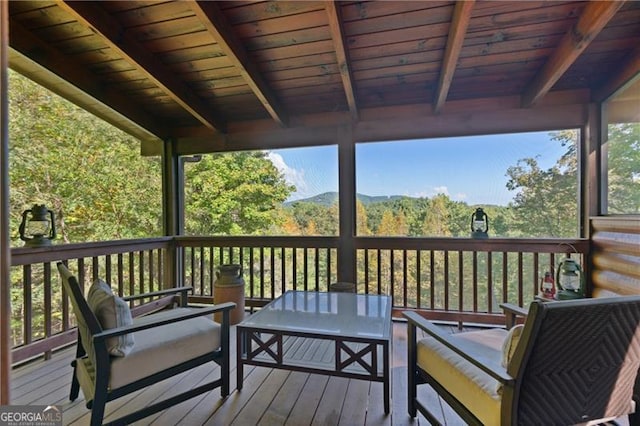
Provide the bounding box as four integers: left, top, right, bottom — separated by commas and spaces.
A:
325, 1, 358, 121
57, 0, 226, 133
521, 0, 625, 107
593, 45, 640, 102
434, 0, 474, 113
9, 21, 163, 141
191, 0, 289, 127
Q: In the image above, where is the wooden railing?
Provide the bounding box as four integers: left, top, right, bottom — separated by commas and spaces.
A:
10, 236, 587, 364
355, 237, 588, 325
10, 238, 173, 364
175, 236, 341, 306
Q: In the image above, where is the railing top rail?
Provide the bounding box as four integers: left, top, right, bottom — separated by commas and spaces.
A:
174, 235, 341, 248
11, 237, 173, 266
355, 237, 589, 253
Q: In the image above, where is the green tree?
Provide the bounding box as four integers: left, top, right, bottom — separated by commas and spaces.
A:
8, 70, 162, 243
356, 200, 370, 235
505, 131, 578, 237
184, 152, 294, 235
607, 123, 640, 213
422, 194, 451, 236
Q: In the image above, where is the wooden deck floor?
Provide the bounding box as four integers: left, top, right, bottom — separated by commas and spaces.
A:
10, 321, 466, 426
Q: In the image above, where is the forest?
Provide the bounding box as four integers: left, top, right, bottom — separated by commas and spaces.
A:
10, 70, 640, 243
7, 70, 639, 346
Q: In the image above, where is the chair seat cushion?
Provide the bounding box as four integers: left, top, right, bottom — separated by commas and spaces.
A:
417, 328, 507, 425
108, 308, 221, 389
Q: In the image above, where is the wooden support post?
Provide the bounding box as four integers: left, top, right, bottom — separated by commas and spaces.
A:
162, 139, 181, 288
0, 0, 11, 403
338, 125, 356, 284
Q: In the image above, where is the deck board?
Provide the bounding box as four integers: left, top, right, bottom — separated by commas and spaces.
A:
11, 321, 461, 425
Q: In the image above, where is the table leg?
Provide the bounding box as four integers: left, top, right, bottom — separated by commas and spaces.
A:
383, 341, 390, 414
236, 327, 244, 390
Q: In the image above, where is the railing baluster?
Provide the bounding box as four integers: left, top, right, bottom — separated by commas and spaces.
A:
458, 251, 463, 313
416, 250, 421, 308
150, 249, 155, 293
43, 262, 52, 360
270, 247, 275, 300
129, 252, 135, 306
444, 250, 449, 311
23, 264, 32, 346
280, 247, 286, 294
139, 251, 145, 294
517, 253, 524, 307
314, 248, 319, 292
533, 252, 539, 300
403, 250, 408, 308
199, 247, 204, 295
502, 252, 508, 304
117, 253, 124, 295
429, 250, 435, 310
487, 252, 493, 313
105, 255, 112, 285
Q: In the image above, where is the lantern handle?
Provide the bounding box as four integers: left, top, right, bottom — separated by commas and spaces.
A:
48, 209, 56, 240
18, 209, 32, 242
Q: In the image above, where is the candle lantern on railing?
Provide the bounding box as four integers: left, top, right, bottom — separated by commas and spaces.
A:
19, 204, 56, 247
470, 207, 489, 239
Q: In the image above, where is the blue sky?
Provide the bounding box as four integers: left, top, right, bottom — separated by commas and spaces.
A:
268, 130, 569, 206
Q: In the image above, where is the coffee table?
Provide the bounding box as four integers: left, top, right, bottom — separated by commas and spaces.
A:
236, 290, 393, 413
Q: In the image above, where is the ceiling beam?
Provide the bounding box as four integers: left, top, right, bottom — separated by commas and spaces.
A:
57, 1, 226, 133
325, 1, 359, 121
592, 45, 640, 103
9, 20, 165, 141
191, 1, 289, 127
521, 0, 625, 108
433, 0, 475, 114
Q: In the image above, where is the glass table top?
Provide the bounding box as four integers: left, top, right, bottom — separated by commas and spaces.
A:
239, 291, 392, 340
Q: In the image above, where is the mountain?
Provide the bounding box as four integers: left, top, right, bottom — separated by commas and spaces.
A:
285, 192, 407, 207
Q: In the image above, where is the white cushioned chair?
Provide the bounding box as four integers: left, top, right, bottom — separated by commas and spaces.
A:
57, 262, 235, 426
405, 296, 640, 425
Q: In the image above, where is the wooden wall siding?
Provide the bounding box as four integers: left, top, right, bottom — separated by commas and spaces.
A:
590, 217, 640, 298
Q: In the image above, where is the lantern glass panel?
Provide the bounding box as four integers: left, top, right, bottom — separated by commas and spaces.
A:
27, 219, 50, 236
560, 272, 581, 291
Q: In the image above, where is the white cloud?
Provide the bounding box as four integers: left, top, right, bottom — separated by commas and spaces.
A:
266, 151, 308, 198
432, 186, 449, 196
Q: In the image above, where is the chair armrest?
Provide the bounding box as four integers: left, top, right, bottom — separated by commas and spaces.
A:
500, 303, 528, 329
404, 311, 514, 385
122, 286, 193, 304
93, 302, 235, 342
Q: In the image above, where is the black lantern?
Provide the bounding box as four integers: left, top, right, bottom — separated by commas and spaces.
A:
19, 204, 56, 247
470, 208, 489, 239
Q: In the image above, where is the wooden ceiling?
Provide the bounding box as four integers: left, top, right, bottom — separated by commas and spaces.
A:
7, 1, 640, 152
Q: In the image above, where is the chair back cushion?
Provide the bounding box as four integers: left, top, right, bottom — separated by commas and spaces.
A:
510, 296, 640, 425
501, 324, 524, 368
87, 279, 135, 356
